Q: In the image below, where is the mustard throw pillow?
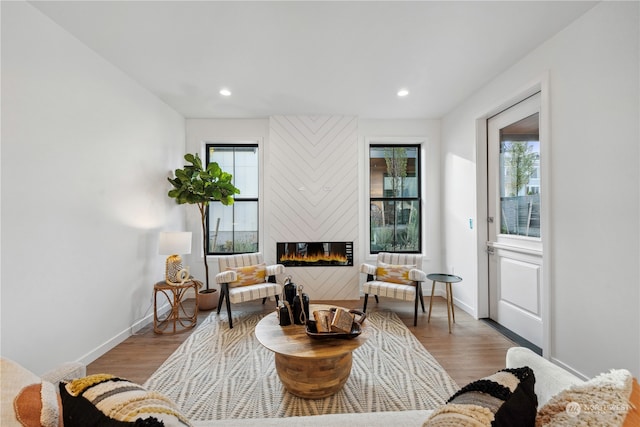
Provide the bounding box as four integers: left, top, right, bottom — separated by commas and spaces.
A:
376, 261, 415, 285
227, 263, 267, 288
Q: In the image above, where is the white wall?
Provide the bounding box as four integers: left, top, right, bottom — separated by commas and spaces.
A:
1, 2, 186, 374
441, 1, 639, 378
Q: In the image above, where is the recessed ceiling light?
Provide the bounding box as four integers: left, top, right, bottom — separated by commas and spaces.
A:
219, 88, 231, 96
397, 89, 409, 97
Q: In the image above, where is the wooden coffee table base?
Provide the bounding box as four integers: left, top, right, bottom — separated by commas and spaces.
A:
254, 304, 368, 399
275, 352, 352, 399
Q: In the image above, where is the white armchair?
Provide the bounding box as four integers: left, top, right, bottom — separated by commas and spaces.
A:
361, 252, 427, 326
215, 252, 284, 328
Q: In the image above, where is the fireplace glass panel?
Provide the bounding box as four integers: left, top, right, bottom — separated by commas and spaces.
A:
277, 242, 353, 267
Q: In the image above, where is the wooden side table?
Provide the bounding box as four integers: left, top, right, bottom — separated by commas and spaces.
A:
427, 273, 463, 333
153, 280, 201, 334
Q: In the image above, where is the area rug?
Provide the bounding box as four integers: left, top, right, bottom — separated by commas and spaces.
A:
144, 309, 459, 420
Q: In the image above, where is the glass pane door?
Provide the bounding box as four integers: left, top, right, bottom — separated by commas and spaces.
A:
499, 113, 540, 237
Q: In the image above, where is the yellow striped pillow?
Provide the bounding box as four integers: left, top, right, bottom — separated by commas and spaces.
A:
59, 374, 191, 426
376, 261, 415, 285
227, 263, 267, 288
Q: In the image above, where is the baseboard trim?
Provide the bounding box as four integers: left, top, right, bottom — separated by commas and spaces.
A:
451, 296, 475, 318
76, 303, 171, 366
481, 318, 542, 355
131, 310, 156, 335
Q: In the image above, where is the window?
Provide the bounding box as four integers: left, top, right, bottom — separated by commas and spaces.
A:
369, 145, 421, 253
206, 144, 259, 254
498, 113, 540, 237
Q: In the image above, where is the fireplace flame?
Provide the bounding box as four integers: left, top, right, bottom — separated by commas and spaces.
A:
279, 252, 348, 264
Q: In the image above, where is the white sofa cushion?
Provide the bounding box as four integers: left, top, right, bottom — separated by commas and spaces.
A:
191, 410, 433, 427
506, 347, 584, 408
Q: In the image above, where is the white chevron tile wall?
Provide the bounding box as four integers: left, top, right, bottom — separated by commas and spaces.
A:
267, 115, 359, 300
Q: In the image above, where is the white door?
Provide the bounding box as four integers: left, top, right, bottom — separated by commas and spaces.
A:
487, 92, 543, 348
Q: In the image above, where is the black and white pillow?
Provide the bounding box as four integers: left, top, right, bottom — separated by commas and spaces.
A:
424, 367, 537, 427
60, 374, 191, 427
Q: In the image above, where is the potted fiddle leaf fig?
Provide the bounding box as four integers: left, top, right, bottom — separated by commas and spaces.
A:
167, 153, 240, 310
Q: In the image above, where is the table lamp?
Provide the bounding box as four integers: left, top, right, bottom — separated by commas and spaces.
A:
158, 231, 192, 285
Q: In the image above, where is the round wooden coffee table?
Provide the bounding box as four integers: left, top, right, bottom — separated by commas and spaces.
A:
254, 304, 368, 399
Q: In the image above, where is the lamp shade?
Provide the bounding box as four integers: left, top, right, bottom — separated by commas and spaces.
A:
158, 232, 192, 255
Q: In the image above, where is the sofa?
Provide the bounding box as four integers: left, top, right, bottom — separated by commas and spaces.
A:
2, 347, 637, 426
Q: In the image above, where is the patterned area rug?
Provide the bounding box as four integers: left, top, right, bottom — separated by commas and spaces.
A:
144, 309, 459, 420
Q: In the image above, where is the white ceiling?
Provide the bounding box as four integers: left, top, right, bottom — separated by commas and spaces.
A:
30, 1, 597, 119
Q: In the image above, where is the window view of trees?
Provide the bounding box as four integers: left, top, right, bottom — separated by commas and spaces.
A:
369, 145, 421, 253
499, 113, 540, 237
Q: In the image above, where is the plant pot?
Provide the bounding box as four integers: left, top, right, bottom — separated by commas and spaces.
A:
198, 289, 218, 311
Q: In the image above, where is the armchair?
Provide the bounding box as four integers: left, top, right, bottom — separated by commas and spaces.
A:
215, 252, 284, 328
361, 252, 427, 326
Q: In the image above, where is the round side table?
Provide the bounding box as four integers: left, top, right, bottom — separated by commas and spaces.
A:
426, 273, 462, 333
153, 280, 202, 334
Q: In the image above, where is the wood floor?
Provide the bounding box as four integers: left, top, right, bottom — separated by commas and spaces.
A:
88, 297, 517, 387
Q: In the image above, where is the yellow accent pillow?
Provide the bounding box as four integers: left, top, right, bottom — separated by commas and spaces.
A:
227, 263, 267, 288
376, 261, 415, 285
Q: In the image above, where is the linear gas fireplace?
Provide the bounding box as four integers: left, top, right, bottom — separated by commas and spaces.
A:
277, 242, 353, 267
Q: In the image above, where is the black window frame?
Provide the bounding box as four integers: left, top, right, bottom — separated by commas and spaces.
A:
205, 143, 259, 255
369, 144, 422, 254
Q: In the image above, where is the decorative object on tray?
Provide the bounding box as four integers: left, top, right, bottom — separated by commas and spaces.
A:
331, 307, 356, 332
306, 308, 366, 340
313, 309, 333, 332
